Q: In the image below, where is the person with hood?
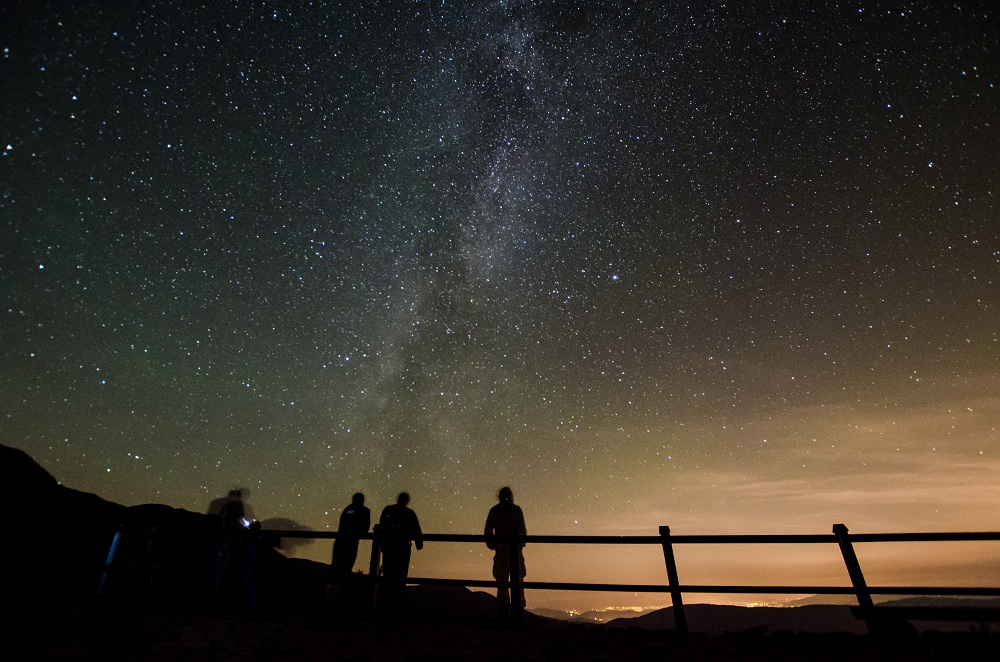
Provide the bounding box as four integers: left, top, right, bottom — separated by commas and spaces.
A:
484, 486, 527, 623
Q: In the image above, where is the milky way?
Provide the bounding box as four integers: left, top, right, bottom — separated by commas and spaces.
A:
3, 2, 998, 609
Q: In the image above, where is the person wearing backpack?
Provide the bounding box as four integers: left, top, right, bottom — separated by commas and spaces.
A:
484, 486, 527, 623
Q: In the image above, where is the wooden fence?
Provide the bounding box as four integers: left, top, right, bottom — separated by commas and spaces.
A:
274, 524, 1000, 632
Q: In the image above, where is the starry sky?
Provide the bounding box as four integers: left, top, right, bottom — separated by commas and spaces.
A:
3, 1, 998, 611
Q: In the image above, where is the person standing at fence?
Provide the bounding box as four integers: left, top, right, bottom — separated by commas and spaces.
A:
206, 497, 250, 609
328, 492, 370, 604
378, 492, 423, 616
484, 486, 527, 623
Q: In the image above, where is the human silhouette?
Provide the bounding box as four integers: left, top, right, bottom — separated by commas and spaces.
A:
207, 488, 254, 530
328, 492, 371, 604
378, 492, 423, 616
220, 497, 247, 531
484, 486, 527, 623
206, 499, 250, 609
244, 519, 283, 613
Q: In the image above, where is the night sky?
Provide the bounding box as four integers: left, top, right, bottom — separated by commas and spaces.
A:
3, 1, 998, 610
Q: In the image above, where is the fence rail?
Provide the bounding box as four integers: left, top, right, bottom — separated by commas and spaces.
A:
265, 524, 1000, 632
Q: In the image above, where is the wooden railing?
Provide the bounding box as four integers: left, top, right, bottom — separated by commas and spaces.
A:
274, 524, 1000, 632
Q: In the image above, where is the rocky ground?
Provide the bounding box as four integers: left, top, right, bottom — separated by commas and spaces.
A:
4, 604, 998, 661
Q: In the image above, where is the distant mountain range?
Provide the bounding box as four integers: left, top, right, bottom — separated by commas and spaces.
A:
530, 606, 661, 624
532, 597, 1000, 635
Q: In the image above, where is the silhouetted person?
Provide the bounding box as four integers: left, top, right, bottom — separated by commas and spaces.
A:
378, 492, 423, 616
244, 519, 282, 613
328, 492, 370, 604
220, 497, 247, 531
208, 488, 241, 516
208, 488, 254, 531
484, 486, 527, 623
207, 497, 250, 608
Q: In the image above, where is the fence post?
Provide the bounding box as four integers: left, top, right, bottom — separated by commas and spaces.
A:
368, 525, 381, 614
833, 522, 893, 634
508, 525, 524, 624
659, 525, 687, 634
833, 523, 874, 610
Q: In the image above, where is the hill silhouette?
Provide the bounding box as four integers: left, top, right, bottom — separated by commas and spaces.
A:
605, 603, 866, 635
1, 444, 128, 602
0, 444, 240, 606
602, 598, 1000, 635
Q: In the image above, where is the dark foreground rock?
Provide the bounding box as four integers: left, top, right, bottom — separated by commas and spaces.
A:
0, 444, 286, 608
3, 604, 998, 662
